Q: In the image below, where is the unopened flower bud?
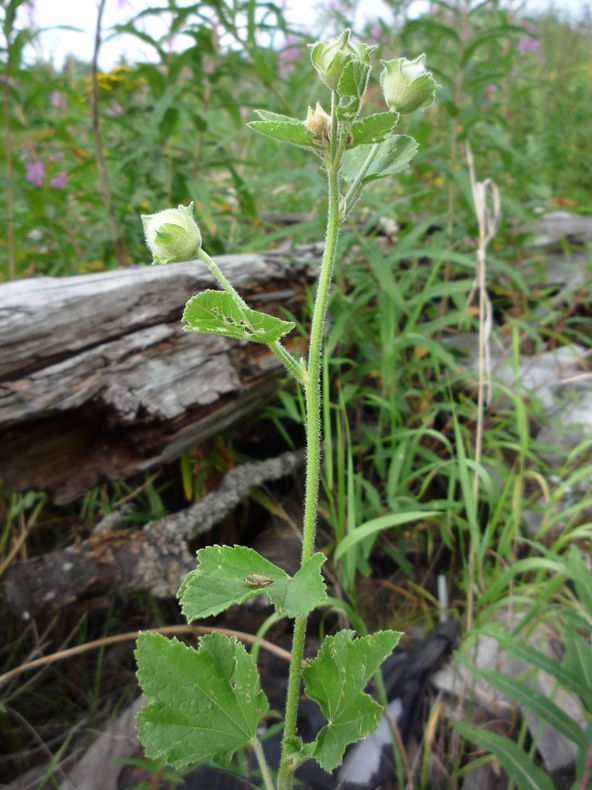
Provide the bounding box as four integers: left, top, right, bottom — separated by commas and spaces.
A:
305, 102, 331, 142
141, 202, 202, 264
309, 29, 358, 91
380, 54, 437, 114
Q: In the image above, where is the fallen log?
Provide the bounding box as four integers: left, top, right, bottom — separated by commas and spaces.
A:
0, 247, 319, 502
4, 448, 305, 620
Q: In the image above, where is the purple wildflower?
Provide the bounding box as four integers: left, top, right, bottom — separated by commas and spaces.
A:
282, 33, 300, 59
518, 36, 540, 55
165, 33, 178, 54
25, 159, 45, 186
486, 84, 497, 98
105, 101, 124, 117
279, 33, 300, 77
50, 171, 68, 189
50, 90, 67, 111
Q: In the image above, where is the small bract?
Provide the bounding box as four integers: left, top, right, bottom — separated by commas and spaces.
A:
142, 202, 202, 264
380, 54, 437, 114
305, 102, 332, 143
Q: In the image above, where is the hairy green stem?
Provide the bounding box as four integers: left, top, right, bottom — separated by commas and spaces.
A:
251, 737, 275, 790
197, 247, 250, 309
270, 340, 305, 384
197, 248, 303, 384
277, 91, 342, 790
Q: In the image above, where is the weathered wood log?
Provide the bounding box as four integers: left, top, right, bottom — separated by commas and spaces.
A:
0, 247, 319, 502
4, 448, 305, 620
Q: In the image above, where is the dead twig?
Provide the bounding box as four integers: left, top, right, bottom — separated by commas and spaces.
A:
0, 624, 292, 687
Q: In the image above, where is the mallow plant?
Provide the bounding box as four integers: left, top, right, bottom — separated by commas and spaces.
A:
135, 30, 437, 789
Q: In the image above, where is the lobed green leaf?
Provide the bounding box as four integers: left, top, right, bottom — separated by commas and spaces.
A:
342, 135, 419, 185
247, 115, 315, 149
252, 109, 302, 124
302, 629, 401, 772
182, 290, 295, 344
135, 631, 269, 768
349, 112, 399, 147
178, 545, 328, 621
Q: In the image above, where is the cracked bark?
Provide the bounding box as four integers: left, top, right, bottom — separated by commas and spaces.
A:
0, 247, 319, 502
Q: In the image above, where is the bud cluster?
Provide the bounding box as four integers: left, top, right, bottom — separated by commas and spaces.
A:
306, 30, 437, 148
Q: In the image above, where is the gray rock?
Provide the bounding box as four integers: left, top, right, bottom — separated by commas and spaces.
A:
530, 212, 592, 246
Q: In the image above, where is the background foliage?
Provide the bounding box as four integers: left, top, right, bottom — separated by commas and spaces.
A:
1, 0, 591, 786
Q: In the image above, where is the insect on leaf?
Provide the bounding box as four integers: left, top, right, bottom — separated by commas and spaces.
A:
178, 545, 328, 621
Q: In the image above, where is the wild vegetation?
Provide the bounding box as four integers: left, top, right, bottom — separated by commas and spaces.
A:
1, 0, 591, 788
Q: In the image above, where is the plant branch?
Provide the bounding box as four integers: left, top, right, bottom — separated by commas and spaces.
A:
277, 89, 343, 790
197, 247, 250, 309
197, 248, 303, 383
270, 340, 305, 384
340, 142, 378, 221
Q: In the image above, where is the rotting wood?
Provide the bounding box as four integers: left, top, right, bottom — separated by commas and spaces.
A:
3, 448, 305, 620
0, 247, 320, 503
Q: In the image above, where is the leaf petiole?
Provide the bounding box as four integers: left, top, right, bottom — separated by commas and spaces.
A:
340, 141, 379, 221
251, 736, 275, 790
197, 248, 304, 384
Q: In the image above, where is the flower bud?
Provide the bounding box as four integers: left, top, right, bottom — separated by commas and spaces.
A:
141, 202, 202, 264
380, 54, 437, 114
309, 29, 358, 91
304, 102, 331, 143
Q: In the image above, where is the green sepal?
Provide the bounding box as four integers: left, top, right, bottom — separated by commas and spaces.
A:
336, 49, 373, 100
349, 112, 400, 147
342, 134, 419, 185
248, 111, 315, 149
309, 30, 355, 91
182, 290, 295, 344
135, 631, 269, 768
302, 629, 402, 772
178, 545, 328, 620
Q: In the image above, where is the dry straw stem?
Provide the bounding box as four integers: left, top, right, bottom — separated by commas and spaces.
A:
0, 625, 291, 687
465, 143, 500, 632
465, 144, 500, 497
